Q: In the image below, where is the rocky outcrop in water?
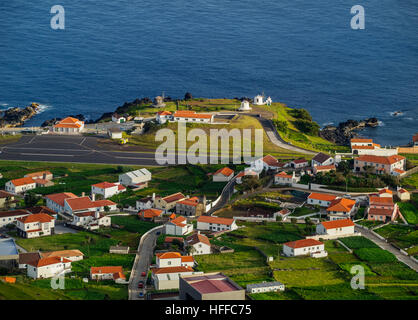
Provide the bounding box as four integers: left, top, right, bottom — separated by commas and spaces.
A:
94, 97, 154, 123
320, 118, 379, 145
0, 103, 39, 128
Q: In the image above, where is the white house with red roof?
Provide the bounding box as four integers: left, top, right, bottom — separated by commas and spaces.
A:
45, 192, 78, 213
71, 211, 111, 230
186, 232, 212, 255
354, 155, 406, 175
90, 266, 126, 283
24, 171, 53, 181
212, 167, 234, 182
5, 177, 37, 194
16, 213, 55, 239
0, 210, 31, 228
307, 193, 338, 207
197, 216, 237, 232
172, 110, 214, 123
274, 171, 300, 185
64, 196, 117, 216
27, 257, 72, 279
350, 138, 398, 156
251, 154, 281, 172
316, 219, 355, 237
91, 181, 126, 199
165, 216, 194, 235
397, 187, 410, 202
156, 110, 173, 124
53, 117, 84, 134
156, 252, 195, 268
290, 158, 309, 169
326, 198, 357, 220
282, 239, 326, 257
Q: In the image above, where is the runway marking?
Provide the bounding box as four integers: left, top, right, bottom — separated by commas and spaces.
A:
114, 156, 157, 160
80, 137, 87, 145
21, 153, 74, 157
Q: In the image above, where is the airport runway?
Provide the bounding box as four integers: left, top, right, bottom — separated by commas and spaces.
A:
0, 135, 161, 166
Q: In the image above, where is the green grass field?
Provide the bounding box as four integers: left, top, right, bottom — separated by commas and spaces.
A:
374, 224, 418, 252
398, 202, 418, 225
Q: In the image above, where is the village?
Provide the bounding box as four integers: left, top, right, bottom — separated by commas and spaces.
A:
0, 95, 417, 300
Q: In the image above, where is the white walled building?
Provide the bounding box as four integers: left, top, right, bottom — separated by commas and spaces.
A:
274, 171, 300, 185
172, 110, 214, 123
16, 214, 55, 239
45, 192, 78, 214
156, 252, 195, 269
119, 168, 152, 187
311, 153, 334, 167
0, 210, 31, 228
165, 216, 194, 236
186, 233, 212, 256
316, 219, 355, 237
91, 182, 126, 199
5, 177, 36, 194
197, 216, 237, 232
239, 100, 251, 111
282, 239, 325, 257
307, 193, 338, 207
156, 110, 173, 124
212, 167, 234, 182
27, 257, 72, 279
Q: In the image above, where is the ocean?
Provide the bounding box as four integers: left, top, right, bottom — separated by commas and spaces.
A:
0, 0, 417, 146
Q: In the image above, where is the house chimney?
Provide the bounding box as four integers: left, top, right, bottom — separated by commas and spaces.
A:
198, 231, 200, 235
82, 192, 85, 197
60, 257, 63, 262
95, 210, 100, 219
91, 193, 95, 201
152, 193, 156, 202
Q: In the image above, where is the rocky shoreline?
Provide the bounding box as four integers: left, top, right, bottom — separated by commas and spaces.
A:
0, 103, 40, 128
319, 118, 379, 145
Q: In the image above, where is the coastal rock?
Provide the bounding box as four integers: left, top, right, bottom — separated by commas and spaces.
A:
94, 97, 153, 123
0, 103, 39, 128
320, 117, 379, 145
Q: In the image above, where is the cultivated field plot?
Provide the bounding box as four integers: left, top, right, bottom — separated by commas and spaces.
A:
374, 224, 418, 256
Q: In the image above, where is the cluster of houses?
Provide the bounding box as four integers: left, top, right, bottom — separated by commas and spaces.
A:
366, 187, 405, 222
307, 193, 358, 221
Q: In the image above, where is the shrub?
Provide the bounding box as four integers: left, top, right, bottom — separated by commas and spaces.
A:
293, 119, 320, 136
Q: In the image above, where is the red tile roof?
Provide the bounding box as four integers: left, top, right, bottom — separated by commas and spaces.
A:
169, 216, 187, 227
368, 208, 394, 217
45, 192, 78, 207
308, 193, 337, 202
162, 192, 185, 203
186, 233, 211, 246
157, 110, 172, 116
25, 171, 52, 179
275, 171, 292, 179
356, 155, 405, 165
292, 158, 308, 164
379, 188, 393, 195
27, 257, 71, 268
181, 256, 195, 263
326, 198, 356, 212
139, 208, 163, 219
92, 182, 117, 189
54, 117, 83, 128
369, 196, 394, 205
17, 213, 55, 224
177, 198, 199, 207
214, 167, 234, 177
91, 266, 123, 275
197, 215, 234, 226
321, 219, 354, 230
283, 238, 323, 249
351, 138, 373, 143
10, 177, 36, 187
190, 279, 238, 294
315, 164, 336, 171
0, 210, 30, 218
173, 110, 213, 119
156, 252, 182, 259
262, 155, 279, 166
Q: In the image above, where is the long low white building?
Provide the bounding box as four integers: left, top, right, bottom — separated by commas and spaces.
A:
316, 219, 355, 237
197, 216, 237, 232
282, 239, 325, 257
27, 257, 72, 279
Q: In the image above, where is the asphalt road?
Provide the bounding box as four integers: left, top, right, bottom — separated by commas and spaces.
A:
0, 135, 160, 166
129, 226, 163, 300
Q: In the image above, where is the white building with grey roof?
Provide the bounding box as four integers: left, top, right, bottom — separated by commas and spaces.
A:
118, 168, 152, 187
246, 281, 285, 294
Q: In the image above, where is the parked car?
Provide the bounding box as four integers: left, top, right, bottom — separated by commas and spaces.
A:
138, 281, 144, 288
141, 272, 146, 277
138, 291, 144, 298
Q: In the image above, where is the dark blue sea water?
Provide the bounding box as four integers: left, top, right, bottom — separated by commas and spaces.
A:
0, 0, 417, 146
